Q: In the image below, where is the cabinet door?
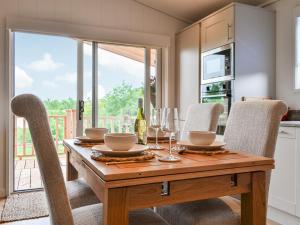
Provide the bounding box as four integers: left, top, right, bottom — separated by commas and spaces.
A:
269, 128, 297, 215
201, 6, 234, 52
176, 24, 200, 121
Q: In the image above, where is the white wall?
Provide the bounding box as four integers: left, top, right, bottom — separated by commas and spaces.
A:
266, 0, 300, 109
0, 0, 187, 197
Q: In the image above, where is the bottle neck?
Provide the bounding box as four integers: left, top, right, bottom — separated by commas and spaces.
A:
137, 107, 145, 119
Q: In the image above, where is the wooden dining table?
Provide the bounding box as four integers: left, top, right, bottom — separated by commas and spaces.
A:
63, 139, 274, 225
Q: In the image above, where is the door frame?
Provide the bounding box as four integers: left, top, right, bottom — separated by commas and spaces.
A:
6, 29, 15, 195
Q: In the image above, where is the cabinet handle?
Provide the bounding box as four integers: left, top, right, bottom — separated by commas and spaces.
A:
227, 24, 232, 40
279, 130, 288, 134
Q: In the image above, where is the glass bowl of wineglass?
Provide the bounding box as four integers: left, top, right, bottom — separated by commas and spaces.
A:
159, 108, 181, 162
149, 108, 164, 150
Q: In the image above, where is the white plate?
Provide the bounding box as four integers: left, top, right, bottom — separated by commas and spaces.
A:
76, 136, 104, 143
92, 144, 148, 157
177, 140, 226, 150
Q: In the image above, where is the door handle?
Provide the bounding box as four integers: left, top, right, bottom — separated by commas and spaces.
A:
78, 100, 84, 120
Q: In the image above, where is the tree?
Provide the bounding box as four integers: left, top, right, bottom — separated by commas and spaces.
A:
101, 82, 143, 116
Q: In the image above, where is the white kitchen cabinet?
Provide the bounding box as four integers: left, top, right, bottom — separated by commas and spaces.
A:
201, 6, 234, 52
268, 125, 300, 224
199, 3, 276, 100
176, 24, 200, 121
269, 127, 297, 215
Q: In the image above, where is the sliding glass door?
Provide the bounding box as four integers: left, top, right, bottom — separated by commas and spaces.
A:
97, 43, 145, 133
11, 32, 162, 192
13, 32, 78, 190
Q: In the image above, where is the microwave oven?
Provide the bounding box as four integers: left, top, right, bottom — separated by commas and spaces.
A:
201, 43, 234, 84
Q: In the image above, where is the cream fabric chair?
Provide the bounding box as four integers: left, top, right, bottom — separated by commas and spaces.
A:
157, 100, 288, 225
11, 94, 169, 225
181, 103, 224, 140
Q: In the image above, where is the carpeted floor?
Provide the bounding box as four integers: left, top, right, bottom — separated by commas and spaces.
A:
0, 192, 48, 223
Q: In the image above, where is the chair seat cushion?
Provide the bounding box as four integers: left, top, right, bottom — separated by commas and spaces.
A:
157, 197, 240, 225
66, 178, 100, 209
72, 204, 169, 225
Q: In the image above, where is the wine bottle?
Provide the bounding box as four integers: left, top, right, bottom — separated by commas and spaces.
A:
134, 98, 147, 145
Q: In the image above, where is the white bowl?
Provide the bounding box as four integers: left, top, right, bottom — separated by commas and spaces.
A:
85, 128, 108, 139
104, 133, 137, 151
187, 131, 216, 145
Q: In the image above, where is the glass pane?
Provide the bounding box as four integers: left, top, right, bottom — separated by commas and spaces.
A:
83, 41, 93, 130
296, 17, 300, 89
14, 32, 77, 190
150, 49, 158, 110
97, 43, 145, 133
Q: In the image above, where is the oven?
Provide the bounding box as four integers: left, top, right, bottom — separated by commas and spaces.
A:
201, 81, 233, 135
201, 43, 234, 84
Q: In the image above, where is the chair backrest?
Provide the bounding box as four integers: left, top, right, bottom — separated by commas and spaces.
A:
181, 103, 224, 140
11, 94, 74, 225
224, 100, 288, 194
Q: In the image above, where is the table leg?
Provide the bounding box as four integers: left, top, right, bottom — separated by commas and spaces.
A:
241, 171, 266, 225
66, 149, 78, 181
103, 187, 128, 225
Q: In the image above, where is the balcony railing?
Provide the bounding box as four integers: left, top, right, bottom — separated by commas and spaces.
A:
15, 109, 135, 159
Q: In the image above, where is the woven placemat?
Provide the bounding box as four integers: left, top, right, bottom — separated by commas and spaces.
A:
74, 140, 104, 147
178, 149, 235, 156
91, 151, 155, 163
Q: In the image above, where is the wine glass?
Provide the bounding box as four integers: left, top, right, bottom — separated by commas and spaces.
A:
150, 108, 164, 150
122, 109, 133, 133
159, 108, 181, 162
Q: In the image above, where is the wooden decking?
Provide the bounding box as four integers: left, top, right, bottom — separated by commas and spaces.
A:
14, 155, 66, 191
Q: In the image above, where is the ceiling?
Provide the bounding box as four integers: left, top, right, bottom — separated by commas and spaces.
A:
134, 0, 273, 23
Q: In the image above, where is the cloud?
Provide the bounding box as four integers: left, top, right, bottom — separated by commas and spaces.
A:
55, 72, 77, 83
15, 66, 33, 88
86, 85, 106, 99
42, 80, 58, 88
28, 53, 63, 71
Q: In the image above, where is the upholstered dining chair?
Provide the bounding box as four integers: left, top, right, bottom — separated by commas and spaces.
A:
181, 103, 224, 140
157, 100, 288, 225
11, 94, 169, 225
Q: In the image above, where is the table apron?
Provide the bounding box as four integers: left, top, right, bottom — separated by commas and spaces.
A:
69, 149, 253, 208
126, 173, 251, 210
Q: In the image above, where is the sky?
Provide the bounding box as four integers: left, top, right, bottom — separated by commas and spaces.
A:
14, 32, 146, 100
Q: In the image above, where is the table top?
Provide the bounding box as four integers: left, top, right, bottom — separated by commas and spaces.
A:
63, 139, 274, 183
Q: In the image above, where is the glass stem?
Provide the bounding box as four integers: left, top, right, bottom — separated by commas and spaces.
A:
155, 128, 159, 146
169, 134, 173, 156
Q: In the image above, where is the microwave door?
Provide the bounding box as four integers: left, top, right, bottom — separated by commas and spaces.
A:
204, 55, 225, 80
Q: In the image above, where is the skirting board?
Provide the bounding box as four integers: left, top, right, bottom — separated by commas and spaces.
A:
268, 206, 300, 225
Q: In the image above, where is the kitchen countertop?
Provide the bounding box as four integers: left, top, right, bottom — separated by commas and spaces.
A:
280, 121, 300, 127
